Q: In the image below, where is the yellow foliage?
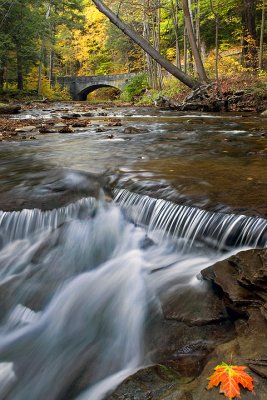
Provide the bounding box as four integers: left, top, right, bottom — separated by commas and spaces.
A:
166, 48, 176, 62
204, 52, 248, 78
25, 68, 71, 100
161, 75, 184, 96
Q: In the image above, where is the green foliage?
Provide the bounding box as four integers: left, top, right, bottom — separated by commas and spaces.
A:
160, 76, 185, 97
135, 74, 190, 105
120, 73, 148, 102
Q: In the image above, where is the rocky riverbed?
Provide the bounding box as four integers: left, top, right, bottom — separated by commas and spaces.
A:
0, 102, 105, 141
0, 99, 266, 141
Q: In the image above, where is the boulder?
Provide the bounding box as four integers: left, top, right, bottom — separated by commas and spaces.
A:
15, 126, 37, 133
58, 126, 73, 134
201, 249, 267, 310
0, 104, 21, 114
39, 125, 56, 133
72, 121, 88, 128
61, 113, 81, 119
261, 110, 267, 117
54, 123, 67, 128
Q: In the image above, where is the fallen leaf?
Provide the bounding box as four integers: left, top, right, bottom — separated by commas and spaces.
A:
207, 362, 255, 399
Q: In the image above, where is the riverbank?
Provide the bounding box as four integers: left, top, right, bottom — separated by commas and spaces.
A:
172, 86, 267, 113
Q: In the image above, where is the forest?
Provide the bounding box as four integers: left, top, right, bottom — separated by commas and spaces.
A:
0, 0, 266, 104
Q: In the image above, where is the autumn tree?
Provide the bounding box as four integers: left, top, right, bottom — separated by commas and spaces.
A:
91, 0, 203, 89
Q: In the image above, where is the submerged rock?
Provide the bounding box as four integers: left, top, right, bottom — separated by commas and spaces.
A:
124, 127, 149, 134
0, 169, 112, 211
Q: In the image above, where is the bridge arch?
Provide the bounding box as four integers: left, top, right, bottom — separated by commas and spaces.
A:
76, 84, 121, 101
56, 73, 136, 101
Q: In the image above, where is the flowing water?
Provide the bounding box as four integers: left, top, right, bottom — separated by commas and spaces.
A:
0, 104, 266, 399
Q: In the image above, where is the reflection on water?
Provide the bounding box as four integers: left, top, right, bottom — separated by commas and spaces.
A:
0, 106, 267, 214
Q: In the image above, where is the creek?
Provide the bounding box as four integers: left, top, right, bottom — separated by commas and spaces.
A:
0, 104, 266, 399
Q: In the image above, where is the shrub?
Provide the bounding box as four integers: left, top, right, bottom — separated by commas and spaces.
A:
120, 73, 148, 102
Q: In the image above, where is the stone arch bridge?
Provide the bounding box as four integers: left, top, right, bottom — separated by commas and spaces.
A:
56, 73, 136, 100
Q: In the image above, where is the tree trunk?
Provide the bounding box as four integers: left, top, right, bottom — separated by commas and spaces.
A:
210, 0, 219, 83
241, 0, 257, 68
143, 0, 161, 90
195, 0, 201, 50
170, 0, 181, 69
38, 42, 44, 96
38, 0, 53, 95
152, 0, 163, 89
259, 0, 265, 69
181, 0, 209, 83
91, 0, 202, 89
0, 69, 4, 92
49, 50, 54, 86
16, 44, 23, 90
184, 23, 188, 74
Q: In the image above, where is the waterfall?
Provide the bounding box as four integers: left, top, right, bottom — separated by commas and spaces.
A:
0, 192, 266, 400
0, 197, 97, 246
113, 189, 267, 251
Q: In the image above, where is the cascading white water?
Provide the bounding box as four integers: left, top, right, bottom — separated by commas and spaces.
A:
114, 189, 267, 251
0, 192, 266, 400
0, 197, 97, 245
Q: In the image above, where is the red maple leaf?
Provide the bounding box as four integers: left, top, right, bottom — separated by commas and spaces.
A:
207, 362, 255, 399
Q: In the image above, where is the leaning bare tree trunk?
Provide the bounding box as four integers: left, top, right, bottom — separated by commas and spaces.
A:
91, 0, 201, 89
181, 0, 209, 83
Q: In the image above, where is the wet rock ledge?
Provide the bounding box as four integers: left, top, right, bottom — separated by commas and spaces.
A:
108, 248, 267, 400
